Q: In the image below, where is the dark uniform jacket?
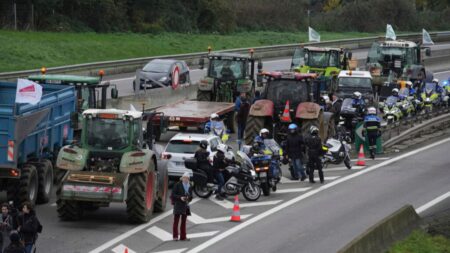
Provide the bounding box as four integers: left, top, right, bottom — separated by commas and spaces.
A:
285, 133, 304, 160
213, 152, 228, 173
305, 135, 324, 157
194, 149, 210, 171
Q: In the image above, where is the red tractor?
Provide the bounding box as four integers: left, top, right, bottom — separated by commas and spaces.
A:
244, 71, 335, 144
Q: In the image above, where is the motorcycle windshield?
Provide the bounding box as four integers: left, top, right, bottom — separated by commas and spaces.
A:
399, 88, 409, 97
386, 96, 398, 106
341, 98, 356, 112
263, 139, 281, 155
236, 151, 254, 171
425, 83, 436, 94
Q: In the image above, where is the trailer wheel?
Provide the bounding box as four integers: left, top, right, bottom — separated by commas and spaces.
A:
244, 116, 265, 145
56, 185, 83, 220
127, 170, 156, 223
15, 165, 39, 206
155, 166, 168, 212
36, 159, 54, 204
197, 90, 211, 101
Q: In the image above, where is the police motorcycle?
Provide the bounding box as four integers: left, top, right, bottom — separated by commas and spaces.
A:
204, 113, 230, 143
380, 95, 403, 124
243, 139, 283, 196
398, 88, 416, 117
184, 148, 261, 201
322, 132, 352, 169
339, 98, 365, 143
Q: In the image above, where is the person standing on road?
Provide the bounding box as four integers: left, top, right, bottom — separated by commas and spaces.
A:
0, 203, 13, 253
3, 231, 25, 253
17, 202, 40, 253
363, 107, 381, 159
171, 172, 193, 241
329, 93, 342, 126
236, 93, 250, 148
213, 144, 229, 200
284, 124, 307, 181
305, 126, 325, 184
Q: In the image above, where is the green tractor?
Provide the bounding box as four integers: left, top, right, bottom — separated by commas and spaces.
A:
197, 48, 262, 102
55, 109, 168, 223
291, 46, 353, 94
28, 69, 119, 137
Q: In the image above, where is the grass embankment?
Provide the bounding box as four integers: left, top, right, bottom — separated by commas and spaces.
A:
0, 30, 377, 72
388, 230, 450, 253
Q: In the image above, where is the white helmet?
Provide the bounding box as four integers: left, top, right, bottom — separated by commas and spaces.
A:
432, 78, 439, 84
309, 125, 319, 135
353, 91, 362, 99
392, 88, 399, 93
406, 81, 412, 87
367, 107, 377, 115
260, 128, 270, 136
217, 143, 228, 153
210, 113, 219, 120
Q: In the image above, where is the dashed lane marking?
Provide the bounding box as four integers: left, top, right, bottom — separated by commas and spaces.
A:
280, 176, 340, 184
188, 212, 252, 224
151, 249, 188, 253
147, 226, 219, 242
209, 197, 282, 209
273, 188, 312, 194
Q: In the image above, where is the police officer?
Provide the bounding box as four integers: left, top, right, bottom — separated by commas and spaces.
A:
254, 128, 270, 149
352, 91, 366, 115
194, 141, 213, 186
284, 124, 306, 181
305, 126, 325, 184
363, 107, 381, 159
213, 144, 229, 200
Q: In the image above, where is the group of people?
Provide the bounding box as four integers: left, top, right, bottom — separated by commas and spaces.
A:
0, 202, 41, 253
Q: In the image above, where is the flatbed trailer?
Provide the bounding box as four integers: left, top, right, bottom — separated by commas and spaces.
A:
150, 100, 235, 140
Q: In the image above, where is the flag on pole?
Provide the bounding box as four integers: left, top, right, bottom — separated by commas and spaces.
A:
422, 28, 434, 45
15, 78, 43, 105
386, 24, 396, 41
309, 27, 321, 42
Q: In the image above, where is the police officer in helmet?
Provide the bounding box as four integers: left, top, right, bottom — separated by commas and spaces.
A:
363, 107, 381, 159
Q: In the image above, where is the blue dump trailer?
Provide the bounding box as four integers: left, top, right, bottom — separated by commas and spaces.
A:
0, 81, 75, 206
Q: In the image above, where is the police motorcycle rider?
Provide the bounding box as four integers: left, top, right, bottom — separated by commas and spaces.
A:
212, 143, 230, 200
351, 91, 366, 116
206, 113, 229, 142
363, 107, 381, 159
304, 126, 325, 184
284, 124, 307, 181
252, 128, 282, 183
194, 140, 214, 187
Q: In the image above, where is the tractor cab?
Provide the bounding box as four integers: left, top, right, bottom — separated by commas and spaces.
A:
28, 69, 119, 134
197, 48, 262, 102
291, 46, 353, 75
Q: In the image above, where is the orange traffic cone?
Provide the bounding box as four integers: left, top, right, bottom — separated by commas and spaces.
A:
281, 100, 291, 122
230, 195, 241, 222
124, 248, 128, 253
356, 144, 366, 166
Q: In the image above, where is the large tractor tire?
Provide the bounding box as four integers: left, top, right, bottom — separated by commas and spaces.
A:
126, 170, 157, 223
9, 164, 39, 206
56, 185, 84, 220
36, 159, 54, 204
154, 165, 169, 212
244, 116, 265, 145
197, 90, 212, 101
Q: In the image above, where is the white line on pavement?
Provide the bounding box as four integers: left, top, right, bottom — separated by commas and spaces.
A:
112, 244, 136, 253
415, 191, 450, 214
89, 198, 202, 253
350, 157, 391, 162
188, 212, 252, 224
433, 70, 450, 75
273, 188, 312, 194
147, 226, 219, 241
151, 248, 188, 253
186, 137, 450, 253
209, 197, 282, 209
280, 176, 340, 184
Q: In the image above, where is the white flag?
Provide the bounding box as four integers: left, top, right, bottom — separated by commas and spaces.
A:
129, 104, 138, 111
15, 78, 43, 105
309, 27, 321, 42
422, 28, 434, 45
386, 24, 396, 40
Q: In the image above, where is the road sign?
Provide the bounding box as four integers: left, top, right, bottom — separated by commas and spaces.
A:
171, 66, 180, 89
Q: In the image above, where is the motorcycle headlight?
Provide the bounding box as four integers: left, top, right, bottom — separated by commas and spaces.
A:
159, 76, 168, 82
250, 170, 256, 177
339, 151, 345, 158
426, 97, 430, 102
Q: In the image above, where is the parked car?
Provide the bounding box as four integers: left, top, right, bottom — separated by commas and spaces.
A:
162, 133, 222, 180
133, 59, 190, 90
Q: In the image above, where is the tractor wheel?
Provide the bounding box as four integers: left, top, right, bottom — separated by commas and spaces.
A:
126, 170, 157, 223
57, 184, 84, 220
244, 116, 265, 145
155, 165, 169, 212
197, 90, 211, 101
12, 164, 39, 206
36, 159, 54, 204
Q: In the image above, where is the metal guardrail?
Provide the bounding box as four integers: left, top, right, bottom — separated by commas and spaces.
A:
2, 31, 450, 80
382, 107, 450, 148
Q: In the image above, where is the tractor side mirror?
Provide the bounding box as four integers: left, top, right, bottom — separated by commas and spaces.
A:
199, 58, 205, 70
257, 60, 263, 73
425, 48, 431, 57
70, 112, 78, 129
111, 87, 118, 99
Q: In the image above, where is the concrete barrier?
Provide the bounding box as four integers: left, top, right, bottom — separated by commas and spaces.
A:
106, 84, 198, 110
338, 205, 421, 253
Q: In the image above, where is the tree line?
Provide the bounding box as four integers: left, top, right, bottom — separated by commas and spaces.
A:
0, 0, 448, 33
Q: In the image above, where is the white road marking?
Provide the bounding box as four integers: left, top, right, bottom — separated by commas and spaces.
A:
89, 198, 202, 253
415, 191, 450, 214
188, 212, 252, 224
108, 76, 136, 82
280, 176, 339, 184
325, 167, 364, 172
273, 187, 311, 194
350, 157, 391, 162
111, 244, 136, 253
433, 70, 450, 75
151, 249, 188, 253
147, 226, 219, 241
50, 203, 56, 207
209, 197, 282, 209
186, 137, 450, 253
